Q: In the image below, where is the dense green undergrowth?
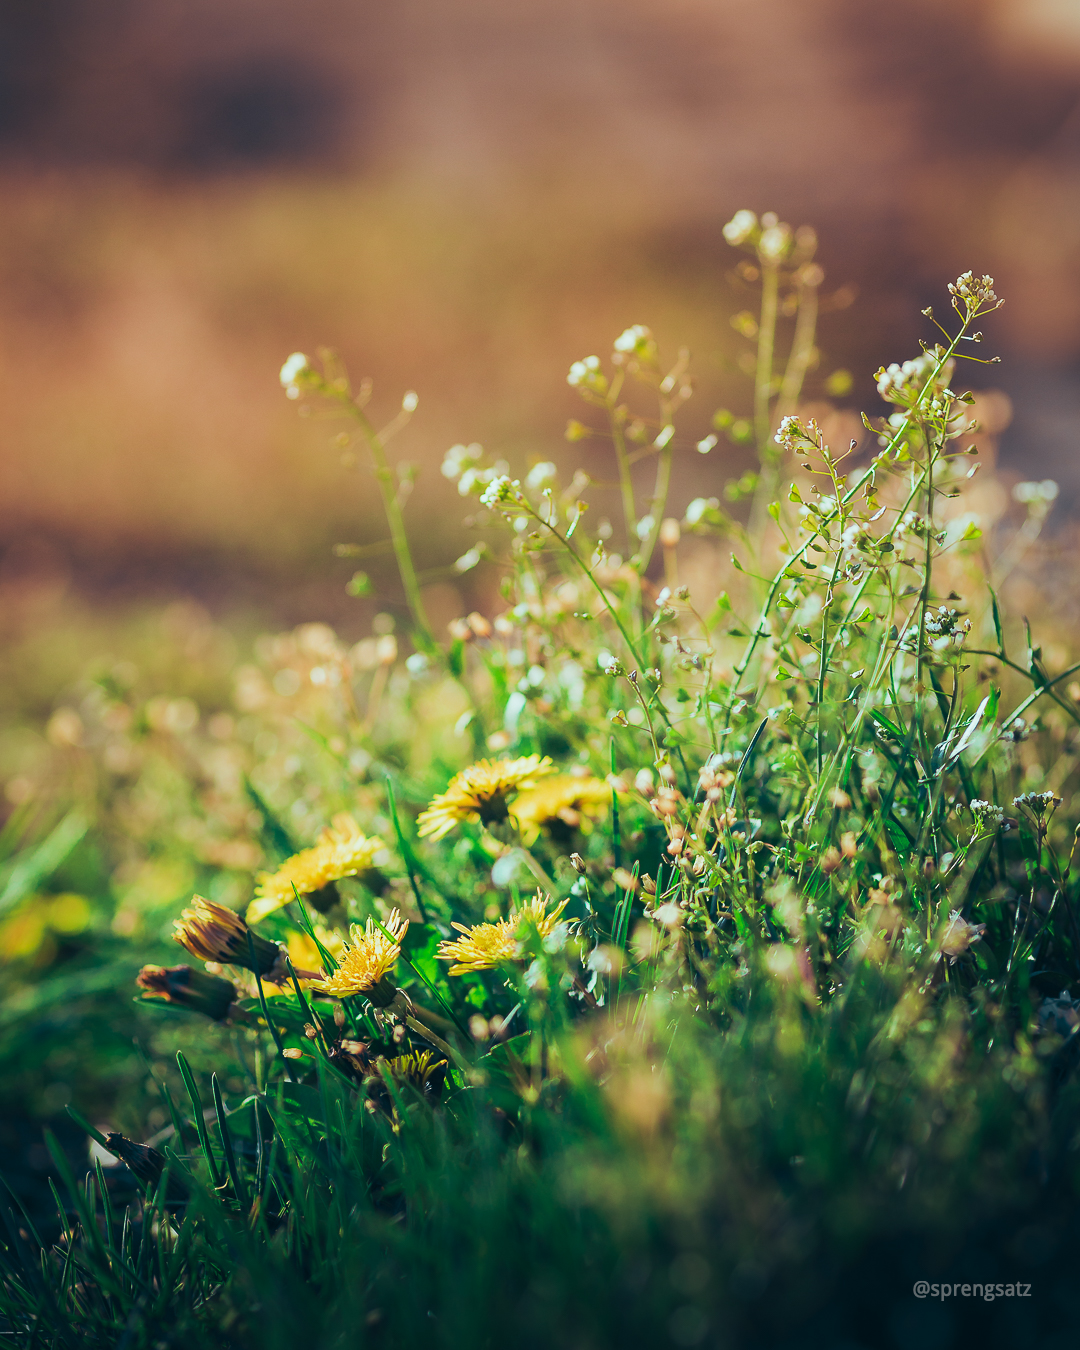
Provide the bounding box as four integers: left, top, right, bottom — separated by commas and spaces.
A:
4, 213, 1080, 1348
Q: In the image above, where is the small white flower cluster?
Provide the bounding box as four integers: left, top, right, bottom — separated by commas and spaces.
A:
924, 606, 970, 647
1001, 718, 1030, 745
479, 475, 522, 508
442, 442, 483, 480
684, 496, 721, 527
774, 415, 813, 453
525, 461, 558, 491
1013, 480, 1059, 509
612, 324, 654, 358
721, 209, 794, 262
896, 510, 929, 538
722, 209, 758, 248
279, 351, 310, 400
1013, 791, 1061, 819
442, 442, 504, 498
759, 221, 792, 263
874, 347, 954, 406
949, 271, 998, 310
970, 799, 1004, 831
567, 355, 607, 394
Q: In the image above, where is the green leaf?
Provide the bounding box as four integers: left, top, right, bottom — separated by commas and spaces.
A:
0, 811, 89, 920
989, 586, 1004, 654
960, 521, 982, 541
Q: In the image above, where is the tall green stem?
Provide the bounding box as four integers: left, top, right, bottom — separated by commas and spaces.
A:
350, 406, 437, 655
754, 260, 779, 450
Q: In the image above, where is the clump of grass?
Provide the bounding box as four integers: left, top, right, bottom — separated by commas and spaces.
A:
4, 213, 1080, 1348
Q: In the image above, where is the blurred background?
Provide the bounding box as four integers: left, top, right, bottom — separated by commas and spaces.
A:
0, 0, 1077, 639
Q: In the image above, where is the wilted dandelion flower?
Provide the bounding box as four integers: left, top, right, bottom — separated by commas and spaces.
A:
417, 755, 555, 841
317, 909, 409, 1004
437, 891, 569, 975
248, 815, 386, 924
510, 773, 611, 843
137, 963, 239, 1021
379, 1050, 447, 1096
939, 910, 986, 962
174, 895, 282, 976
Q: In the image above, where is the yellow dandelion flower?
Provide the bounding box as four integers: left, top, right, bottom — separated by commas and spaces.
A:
174, 895, 282, 976
510, 773, 611, 843
436, 890, 569, 975
379, 1050, 448, 1096
248, 814, 386, 924
417, 755, 556, 841
317, 908, 409, 1004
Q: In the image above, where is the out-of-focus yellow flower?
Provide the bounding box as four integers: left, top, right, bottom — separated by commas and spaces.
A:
287, 925, 346, 976
0, 893, 93, 961
378, 1050, 447, 1097
317, 909, 408, 1004
174, 895, 282, 976
417, 756, 556, 841
437, 891, 569, 975
510, 774, 610, 843
248, 815, 385, 924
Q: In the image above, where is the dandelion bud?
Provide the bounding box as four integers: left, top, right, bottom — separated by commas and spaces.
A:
137, 964, 239, 1021
102, 1133, 168, 1187
570, 852, 587, 875
173, 896, 282, 977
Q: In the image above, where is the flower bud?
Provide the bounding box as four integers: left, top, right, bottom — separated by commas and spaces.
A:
102, 1133, 168, 1187
137, 963, 239, 1021
173, 896, 283, 977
